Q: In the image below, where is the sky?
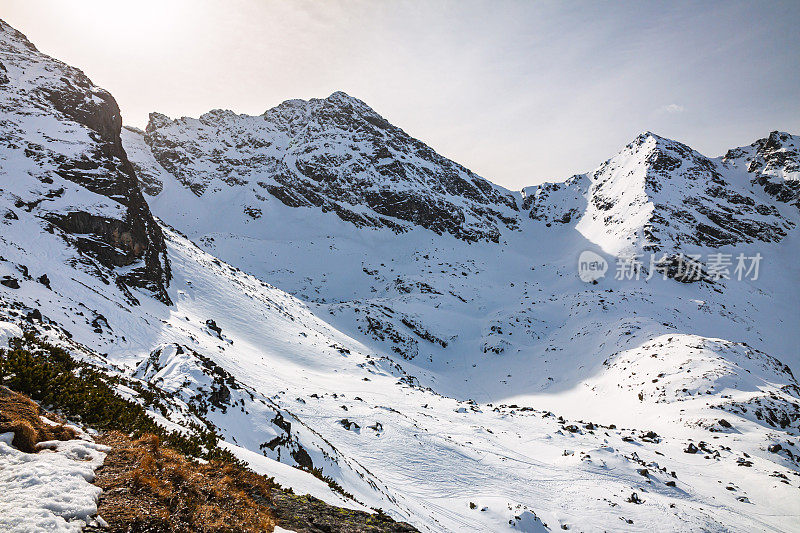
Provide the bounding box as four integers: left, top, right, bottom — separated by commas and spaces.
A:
1, 0, 798, 189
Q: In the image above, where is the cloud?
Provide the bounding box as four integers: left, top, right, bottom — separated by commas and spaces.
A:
661, 103, 685, 114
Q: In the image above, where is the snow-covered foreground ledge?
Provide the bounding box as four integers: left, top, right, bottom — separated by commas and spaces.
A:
0, 432, 109, 532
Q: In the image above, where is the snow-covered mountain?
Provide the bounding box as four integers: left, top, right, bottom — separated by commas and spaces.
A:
133, 92, 519, 243
522, 132, 795, 256
122, 105, 800, 531
0, 19, 170, 303
1, 18, 799, 533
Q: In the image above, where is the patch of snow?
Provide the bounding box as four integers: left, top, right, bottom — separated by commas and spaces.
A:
0, 433, 109, 533
0, 321, 22, 348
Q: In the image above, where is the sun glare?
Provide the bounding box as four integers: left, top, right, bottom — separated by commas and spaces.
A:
49, 0, 183, 43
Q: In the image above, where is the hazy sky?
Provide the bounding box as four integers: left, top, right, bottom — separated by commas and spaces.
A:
2, 0, 798, 189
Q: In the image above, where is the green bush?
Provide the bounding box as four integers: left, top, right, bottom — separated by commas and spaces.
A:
0, 332, 238, 463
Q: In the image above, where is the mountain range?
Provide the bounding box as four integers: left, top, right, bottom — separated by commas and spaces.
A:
0, 18, 798, 533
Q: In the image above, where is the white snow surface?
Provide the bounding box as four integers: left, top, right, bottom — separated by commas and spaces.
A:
0, 20, 798, 530
220, 440, 367, 510
1, 119, 797, 531
0, 433, 109, 533
0, 321, 22, 347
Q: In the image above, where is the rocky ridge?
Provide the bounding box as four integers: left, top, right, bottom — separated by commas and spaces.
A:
0, 19, 170, 303
523, 132, 795, 256
135, 92, 519, 243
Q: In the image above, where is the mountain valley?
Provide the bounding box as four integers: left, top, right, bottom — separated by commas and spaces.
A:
0, 18, 798, 533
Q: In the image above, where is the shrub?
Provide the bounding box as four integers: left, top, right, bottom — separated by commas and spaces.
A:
0, 333, 236, 462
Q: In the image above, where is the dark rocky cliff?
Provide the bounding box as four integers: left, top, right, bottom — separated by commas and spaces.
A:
0, 19, 170, 303
140, 92, 520, 243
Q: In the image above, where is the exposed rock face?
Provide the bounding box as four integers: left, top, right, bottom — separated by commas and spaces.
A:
522, 173, 590, 225
723, 131, 800, 207
140, 92, 519, 242
129, 88, 798, 259
0, 19, 170, 302
522, 132, 795, 255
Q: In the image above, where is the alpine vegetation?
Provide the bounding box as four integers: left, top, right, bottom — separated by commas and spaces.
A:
0, 15, 798, 533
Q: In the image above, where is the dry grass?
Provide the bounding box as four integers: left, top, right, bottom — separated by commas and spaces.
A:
1, 338, 416, 533
0, 384, 77, 452
93, 431, 276, 533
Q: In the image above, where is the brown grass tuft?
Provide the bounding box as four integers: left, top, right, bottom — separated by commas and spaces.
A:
93, 431, 276, 532
0, 385, 77, 452
6, 419, 37, 452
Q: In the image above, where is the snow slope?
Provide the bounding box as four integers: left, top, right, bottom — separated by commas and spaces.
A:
0, 17, 798, 533
123, 116, 800, 531
0, 431, 109, 533
5, 216, 798, 531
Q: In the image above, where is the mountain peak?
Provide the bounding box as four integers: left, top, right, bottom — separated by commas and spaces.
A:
633, 130, 660, 142
0, 18, 38, 52
134, 92, 519, 242
627, 131, 690, 153
722, 131, 798, 164
146, 111, 173, 132
325, 90, 361, 103
766, 129, 795, 144
261, 91, 376, 120
525, 130, 796, 255
198, 108, 240, 126
722, 131, 799, 204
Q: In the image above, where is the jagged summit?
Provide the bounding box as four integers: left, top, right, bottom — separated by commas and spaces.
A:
0, 18, 170, 302
525, 131, 796, 254
723, 131, 799, 205
133, 91, 519, 242
724, 130, 798, 170
259, 91, 399, 139
266, 90, 371, 112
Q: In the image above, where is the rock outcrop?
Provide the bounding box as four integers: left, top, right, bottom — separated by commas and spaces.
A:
0, 19, 170, 302
138, 92, 519, 243
723, 131, 800, 207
